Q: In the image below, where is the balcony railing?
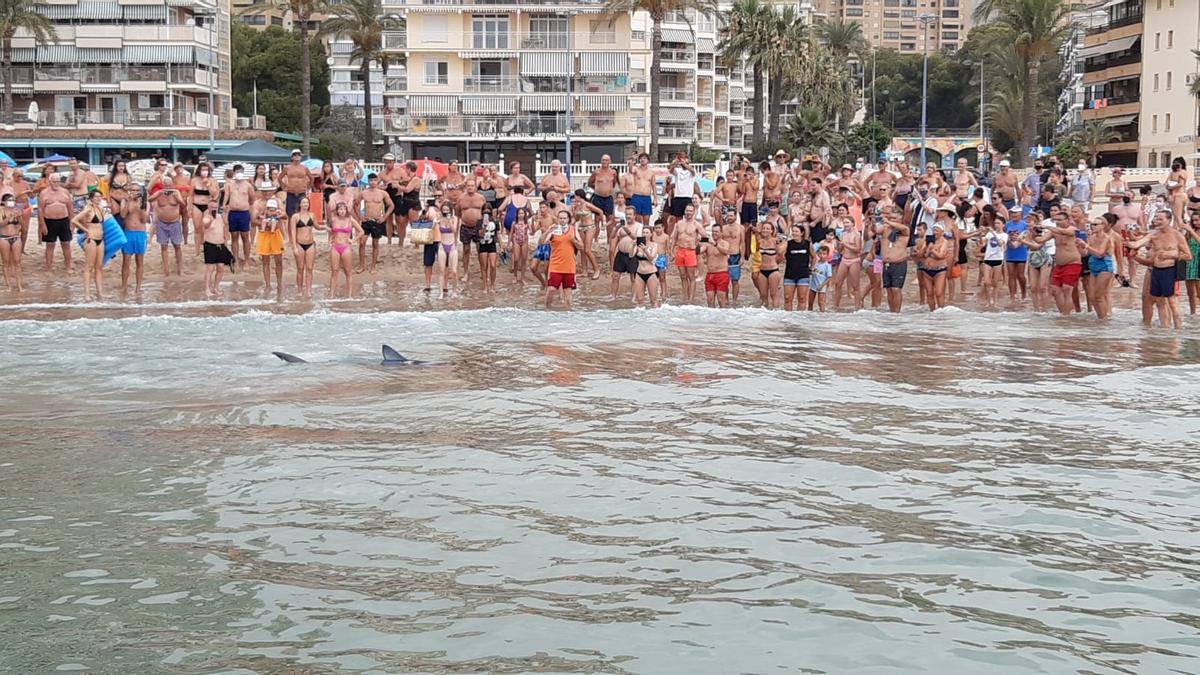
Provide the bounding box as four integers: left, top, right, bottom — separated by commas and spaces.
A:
1087, 12, 1143, 35
389, 113, 639, 136
661, 48, 696, 64
698, 92, 713, 107
386, 0, 604, 6
37, 109, 197, 128
1089, 93, 1139, 107
1084, 51, 1140, 71
12, 65, 206, 86
658, 125, 696, 139
658, 87, 695, 102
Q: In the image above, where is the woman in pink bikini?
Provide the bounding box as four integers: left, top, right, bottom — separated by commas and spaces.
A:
327, 201, 362, 299
434, 201, 460, 296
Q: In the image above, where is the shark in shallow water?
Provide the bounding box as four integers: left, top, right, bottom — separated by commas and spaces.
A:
272, 345, 429, 367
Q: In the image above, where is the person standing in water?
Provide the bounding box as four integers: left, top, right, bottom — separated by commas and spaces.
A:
327, 201, 362, 299
0, 191, 22, 292
39, 174, 75, 274
358, 174, 393, 274
543, 208, 581, 310
201, 210, 231, 298
119, 192, 148, 296
70, 191, 107, 301
223, 165, 255, 272
289, 196, 322, 299
255, 199, 287, 295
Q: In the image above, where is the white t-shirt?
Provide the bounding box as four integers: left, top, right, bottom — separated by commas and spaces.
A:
673, 167, 696, 198
983, 230, 1007, 261
919, 195, 939, 228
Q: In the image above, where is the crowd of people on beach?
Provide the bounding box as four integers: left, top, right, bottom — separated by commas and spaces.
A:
0, 148, 1198, 327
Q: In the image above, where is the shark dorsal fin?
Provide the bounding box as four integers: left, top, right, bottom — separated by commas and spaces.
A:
381, 344, 408, 364
273, 351, 308, 364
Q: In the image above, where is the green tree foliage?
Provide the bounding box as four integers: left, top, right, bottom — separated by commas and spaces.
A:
785, 108, 840, 156
231, 23, 329, 137
871, 48, 979, 131
718, 0, 771, 151
846, 120, 892, 159
1050, 140, 1085, 167
1, 0, 57, 125
320, 0, 402, 161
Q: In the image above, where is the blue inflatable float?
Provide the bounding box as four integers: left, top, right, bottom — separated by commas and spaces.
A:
75, 215, 127, 267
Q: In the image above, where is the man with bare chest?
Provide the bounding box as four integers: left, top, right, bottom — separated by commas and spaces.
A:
282, 149, 311, 218
456, 180, 487, 283
358, 174, 393, 272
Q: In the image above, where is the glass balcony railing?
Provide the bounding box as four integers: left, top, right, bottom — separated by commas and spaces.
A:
389, 113, 639, 136
37, 109, 197, 127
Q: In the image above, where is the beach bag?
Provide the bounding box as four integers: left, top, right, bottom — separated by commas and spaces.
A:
408, 218, 435, 245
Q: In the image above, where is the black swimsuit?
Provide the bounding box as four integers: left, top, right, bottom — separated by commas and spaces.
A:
194, 187, 210, 213
759, 246, 779, 277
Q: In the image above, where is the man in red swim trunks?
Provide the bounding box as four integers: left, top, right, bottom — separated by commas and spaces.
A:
701, 222, 733, 307
1043, 210, 1083, 315
672, 203, 704, 304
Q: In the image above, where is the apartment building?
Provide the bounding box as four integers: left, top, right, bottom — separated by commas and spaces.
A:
232, 0, 292, 30
814, 0, 973, 53
327, 0, 757, 165
0, 0, 236, 164
1138, 0, 1199, 169
1079, 0, 1143, 167
1056, 5, 1107, 136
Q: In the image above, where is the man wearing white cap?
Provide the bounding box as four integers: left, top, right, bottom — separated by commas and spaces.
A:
993, 159, 1018, 210
282, 149, 310, 218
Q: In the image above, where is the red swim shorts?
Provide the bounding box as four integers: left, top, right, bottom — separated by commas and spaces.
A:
705, 270, 730, 293
675, 246, 698, 268
547, 272, 576, 289
1051, 262, 1082, 287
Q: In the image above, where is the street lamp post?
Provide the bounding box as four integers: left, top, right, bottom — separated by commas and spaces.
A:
190, 6, 218, 151
564, 13, 574, 182
918, 13, 936, 168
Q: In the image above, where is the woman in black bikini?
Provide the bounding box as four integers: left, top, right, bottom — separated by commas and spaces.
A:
754, 221, 784, 309
0, 191, 22, 292
71, 191, 107, 301
632, 227, 661, 308
320, 161, 337, 222
107, 159, 132, 228
289, 196, 323, 299
190, 162, 219, 257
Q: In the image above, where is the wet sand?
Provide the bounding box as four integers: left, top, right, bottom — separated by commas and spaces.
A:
0, 234, 1162, 320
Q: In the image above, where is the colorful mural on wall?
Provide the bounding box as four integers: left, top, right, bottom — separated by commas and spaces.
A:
887, 136, 985, 168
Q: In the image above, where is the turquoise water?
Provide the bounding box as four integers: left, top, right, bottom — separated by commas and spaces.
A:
1, 306, 1198, 673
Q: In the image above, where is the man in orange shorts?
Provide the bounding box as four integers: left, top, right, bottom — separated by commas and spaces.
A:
672, 204, 704, 304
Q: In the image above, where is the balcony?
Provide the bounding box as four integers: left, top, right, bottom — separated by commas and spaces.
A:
385, 76, 408, 91
463, 76, 520, 93
660, 48, 696, 69
658, 124, 696, 140
388, 112, 639, 137
1088, 12, 1142, 36
386, 0, 604, 6
698, 92, 713, 107
658, 87, 695, 102
13, 65, 207, 88
37, 109, 197, 128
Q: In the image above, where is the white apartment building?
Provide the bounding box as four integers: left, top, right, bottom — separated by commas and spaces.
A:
1138, 0, 1199, 168
326, 0, 759, 165
0, 0, 236, 164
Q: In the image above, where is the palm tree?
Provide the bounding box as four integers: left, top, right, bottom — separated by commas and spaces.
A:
983, 87, 1023, 152
974, 0, 1074, 166
759, 7, 799, 148
244, 0, 330, 155
1, 0, 55, 126
717, 0, 770, 151
780, 37, 853, 136
321, 0, 401, 160
605, 0, 718, 159
786, 107, 838, 155
818, 17, 866, 60
1071, 121, 1119, 167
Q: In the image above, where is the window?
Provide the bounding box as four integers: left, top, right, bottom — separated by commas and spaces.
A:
424, 60, 448, 85
900, 43, 915, 51
1168, 31, 1173, 48
1166, 113, 1171, 132
1162, 152, 1172, 168
1149, 150, 1158, 167
1155, 33, 1160, 51
240, 15, 265, 25
270, 16, 283, 26
1167, 71, 1172, 90
1152, 114, 1158, 133
883, 31, 900, 40
529, 15, 568, 49
1154, 73, 1160, 91
943, 10, 958, 18
942, 31, 959, 40
422, 15, 448, 44
847, 8, 863, 16
137, 94, 165, 108
471, 15, 509, 49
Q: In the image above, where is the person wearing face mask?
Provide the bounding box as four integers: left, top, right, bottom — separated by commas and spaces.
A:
190, 162, 218, 257
0, 192, 22, 292
223, 164, 255, 272
1069, 162, 1094, 209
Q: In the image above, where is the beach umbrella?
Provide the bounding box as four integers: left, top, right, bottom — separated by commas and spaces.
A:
301, 158, 327, 174
38, 153, 74, 165
0, 150, 16, 166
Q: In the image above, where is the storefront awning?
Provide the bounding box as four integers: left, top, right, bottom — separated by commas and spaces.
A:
461, 96, 516, 115
580, 52, 628, 76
